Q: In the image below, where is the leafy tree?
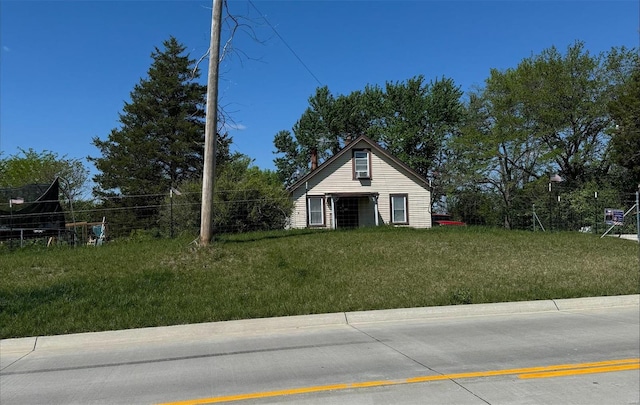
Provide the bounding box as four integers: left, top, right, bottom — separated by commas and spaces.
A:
273, 86, 380, 186
0, 148, 89, 202
379, 76, 464, 178
273, 86, 377, 187
273, 76, 464, 188
609, 64, 640, 192
451, 72, 545, 229
510, 42, 636, 186
89, 36, 231, 230
379, 77, 464, 207
273, 130, 303, 188
451, 42, 637, 229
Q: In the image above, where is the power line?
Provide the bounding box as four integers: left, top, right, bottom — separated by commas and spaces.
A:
248, 0, 323, 87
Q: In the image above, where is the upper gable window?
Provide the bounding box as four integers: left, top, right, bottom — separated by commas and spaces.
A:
353, 150, 371, 179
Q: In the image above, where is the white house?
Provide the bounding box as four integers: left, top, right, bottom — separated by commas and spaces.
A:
288, 135, 432, 229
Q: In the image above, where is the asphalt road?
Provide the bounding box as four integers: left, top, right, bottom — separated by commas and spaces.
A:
1, 296, 639, 405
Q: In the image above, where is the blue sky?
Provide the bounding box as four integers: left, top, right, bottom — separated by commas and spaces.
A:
1, 0, 638, 178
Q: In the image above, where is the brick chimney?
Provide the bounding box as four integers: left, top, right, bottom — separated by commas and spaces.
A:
310, 147, 318, 171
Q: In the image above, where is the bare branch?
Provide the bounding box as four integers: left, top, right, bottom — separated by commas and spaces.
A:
191, 49, 210, 80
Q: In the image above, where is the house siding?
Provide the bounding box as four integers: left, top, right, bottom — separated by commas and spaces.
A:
289, 139, 432, 229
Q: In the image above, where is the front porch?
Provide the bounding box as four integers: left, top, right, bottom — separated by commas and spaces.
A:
325, 193, 380, 229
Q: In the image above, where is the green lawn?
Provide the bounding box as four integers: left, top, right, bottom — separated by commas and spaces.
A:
1, 226, 638, 339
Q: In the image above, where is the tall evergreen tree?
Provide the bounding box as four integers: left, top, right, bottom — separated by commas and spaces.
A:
89, 37, 233, 231
90, 37, 207, 197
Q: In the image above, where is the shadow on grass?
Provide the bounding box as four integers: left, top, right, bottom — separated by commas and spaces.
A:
214, 225, 425, 244
213, 225, 486, 244
214, 228, 328, 244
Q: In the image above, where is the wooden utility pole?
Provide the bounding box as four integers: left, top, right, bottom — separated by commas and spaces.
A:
200, 0, 223, 246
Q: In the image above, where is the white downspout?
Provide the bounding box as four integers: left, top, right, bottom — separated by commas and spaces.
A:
305, 182, 309, 227
374, 195, 379, 226
330, 196, 336, 230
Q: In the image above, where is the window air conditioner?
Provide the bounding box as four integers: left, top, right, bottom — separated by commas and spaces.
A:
356, 171, 369, 179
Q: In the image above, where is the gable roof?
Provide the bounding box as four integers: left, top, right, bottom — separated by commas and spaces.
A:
288, 135, 430, 192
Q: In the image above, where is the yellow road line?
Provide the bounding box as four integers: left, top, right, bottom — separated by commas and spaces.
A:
156, 358, 640, 405
407, 358, 640, 383
519, 363, 640, 379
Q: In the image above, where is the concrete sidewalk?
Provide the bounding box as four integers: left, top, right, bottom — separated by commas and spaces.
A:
2, 295, 639, 355
615, 234, 639, 242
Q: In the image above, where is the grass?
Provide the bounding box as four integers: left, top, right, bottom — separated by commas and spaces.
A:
1, 226, 638, 339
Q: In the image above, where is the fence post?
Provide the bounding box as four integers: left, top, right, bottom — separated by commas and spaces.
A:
532, 204, 536, 232
636, 187, 639, 245
594, 191, 598, 235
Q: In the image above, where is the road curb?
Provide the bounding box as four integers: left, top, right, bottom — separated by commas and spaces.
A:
346, 299, 560, 324
554, 294, 639, 311
345, 295, 639, 324
1, 295, 637, 354
0, 312, 348, 354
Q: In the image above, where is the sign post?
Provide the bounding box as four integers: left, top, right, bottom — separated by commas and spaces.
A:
601, 206, 636, 239
604, 208, 624, 226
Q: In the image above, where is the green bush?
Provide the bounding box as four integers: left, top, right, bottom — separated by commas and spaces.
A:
159, 156, 293, 236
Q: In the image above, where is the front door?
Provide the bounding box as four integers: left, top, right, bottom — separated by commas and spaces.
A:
336, 197, 359, 228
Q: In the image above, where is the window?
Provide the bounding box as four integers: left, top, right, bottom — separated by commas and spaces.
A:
390, 194, 408, 224
353, 150, 370, 179
307, 196, 325, 226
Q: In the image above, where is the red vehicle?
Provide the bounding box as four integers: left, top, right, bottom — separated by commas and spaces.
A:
431, 214, 466, 226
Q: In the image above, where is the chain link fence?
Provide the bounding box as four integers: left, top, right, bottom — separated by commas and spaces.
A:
2, 187, 638, 248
